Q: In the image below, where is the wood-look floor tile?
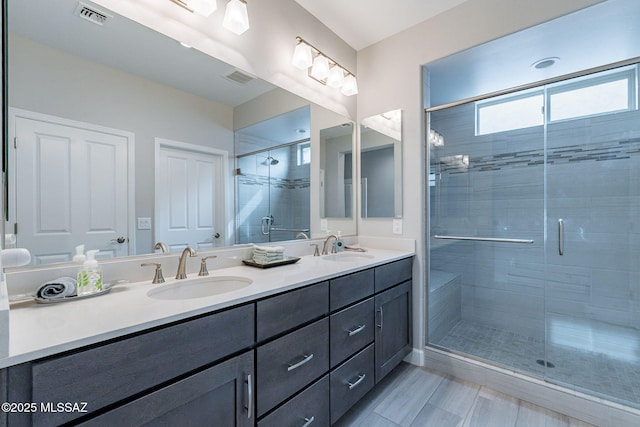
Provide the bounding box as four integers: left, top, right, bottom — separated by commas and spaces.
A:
516, 400, 571, 427
427, 375, 480, 418
463, 387, 519, 427
409, 402, 463, 427
374, 367, 446, 426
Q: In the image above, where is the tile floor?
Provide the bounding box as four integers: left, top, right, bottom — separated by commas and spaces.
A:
435, 320, 640, 407
335, 363, 596, 427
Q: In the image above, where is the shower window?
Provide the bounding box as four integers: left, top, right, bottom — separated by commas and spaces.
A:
476, 65, 638, 135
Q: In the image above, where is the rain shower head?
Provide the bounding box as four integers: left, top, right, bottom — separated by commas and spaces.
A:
262, 156, 279, 165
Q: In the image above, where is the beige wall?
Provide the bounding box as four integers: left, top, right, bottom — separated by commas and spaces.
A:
356, 0, 603, 357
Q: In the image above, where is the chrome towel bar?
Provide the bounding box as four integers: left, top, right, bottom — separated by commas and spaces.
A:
434, 235, 534, 244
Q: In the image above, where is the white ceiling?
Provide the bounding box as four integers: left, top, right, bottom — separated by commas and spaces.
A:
294, 0, 469, 50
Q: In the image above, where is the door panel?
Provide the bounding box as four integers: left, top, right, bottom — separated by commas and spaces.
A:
13, 113, 131, 264
155, 141, 225, 251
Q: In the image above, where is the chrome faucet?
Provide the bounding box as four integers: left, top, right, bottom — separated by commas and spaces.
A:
176, 247, 197, 279
322, 235, 338, 255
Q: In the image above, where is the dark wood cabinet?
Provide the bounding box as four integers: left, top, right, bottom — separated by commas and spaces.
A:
2, 255, 413, 426
80, 351, 254, 427
375, 280, 412, 383
257, 318, 330, 416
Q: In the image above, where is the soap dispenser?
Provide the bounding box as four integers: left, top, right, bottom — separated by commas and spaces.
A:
73, 244, 86, 264
77, 250, 103, 296
335, 231, 344, 252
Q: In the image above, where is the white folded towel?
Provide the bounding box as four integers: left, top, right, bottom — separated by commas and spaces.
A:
36, 277, 78, 300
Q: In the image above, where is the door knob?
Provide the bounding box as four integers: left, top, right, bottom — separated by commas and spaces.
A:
112, 236, 127, 244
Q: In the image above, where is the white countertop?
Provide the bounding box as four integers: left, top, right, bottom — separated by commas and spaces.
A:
1, 248, 413, 368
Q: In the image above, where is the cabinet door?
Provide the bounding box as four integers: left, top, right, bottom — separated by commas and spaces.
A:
80, 351, 254, 427
375, 280, 412, 383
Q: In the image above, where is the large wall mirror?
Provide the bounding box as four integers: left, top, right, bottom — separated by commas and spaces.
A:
5, 0, 355, 266
360, 109, 403, 218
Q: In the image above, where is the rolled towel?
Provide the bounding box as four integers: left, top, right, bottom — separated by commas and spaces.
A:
253, 245, 285, 253
36, 277, 78, 300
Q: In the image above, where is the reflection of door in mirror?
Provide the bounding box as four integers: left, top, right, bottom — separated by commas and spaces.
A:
154, 139, 227, 252
8, 109, 133, 265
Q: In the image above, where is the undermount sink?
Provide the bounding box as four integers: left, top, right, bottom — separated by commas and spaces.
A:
147, 276, 253, 300
322, 252, 375, 262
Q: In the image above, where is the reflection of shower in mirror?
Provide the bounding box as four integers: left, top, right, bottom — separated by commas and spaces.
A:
262, 156, 279, 165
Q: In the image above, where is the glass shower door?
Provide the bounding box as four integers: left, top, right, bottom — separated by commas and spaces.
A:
428, 99, 547, 374
544, 67, 640, 406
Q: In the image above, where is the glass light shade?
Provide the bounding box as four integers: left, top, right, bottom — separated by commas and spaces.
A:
310, 55, 330, 81
189, 0, 217, 16
292, 42, 313, 70
327, 65, 344, 88
223, 0, 250, 35
341, 74, 358, 96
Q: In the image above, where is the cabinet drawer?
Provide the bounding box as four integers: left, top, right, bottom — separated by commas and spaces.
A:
330, 344, 375, 424
330, 298, 374, 368
30, 304, 254, 427
329, 269, 374, 311
80, 351, 254, 427
374, 257, 413, 292
257, 318, 329, 416
257, 281, 329, 342
258, 375, 330, 427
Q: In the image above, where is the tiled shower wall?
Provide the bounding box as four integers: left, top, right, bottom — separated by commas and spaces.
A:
429, 101, 640, 341
236, 145, 310, 244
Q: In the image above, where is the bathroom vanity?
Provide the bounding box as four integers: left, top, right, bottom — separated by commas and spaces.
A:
0, 250, 413, 426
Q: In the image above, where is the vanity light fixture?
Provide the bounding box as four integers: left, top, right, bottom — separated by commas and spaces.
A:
292, 36, 358, 96
223, 0, 250, 35
170, 0, 250, 35
170, 0, 217, 16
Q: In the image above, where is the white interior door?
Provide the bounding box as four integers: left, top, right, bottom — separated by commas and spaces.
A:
155, 139, 226, 252
10, 110, 133, 265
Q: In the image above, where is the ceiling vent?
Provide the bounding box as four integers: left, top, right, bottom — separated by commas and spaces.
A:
225, 69, 256, 85
74, 2, 111, 26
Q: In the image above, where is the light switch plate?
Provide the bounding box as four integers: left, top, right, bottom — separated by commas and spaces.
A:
137, 217, 152, 230
320, 219, 328, 232
393, 218, 403, 235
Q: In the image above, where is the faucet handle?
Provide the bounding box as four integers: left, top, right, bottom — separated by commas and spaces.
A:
199, 256, 217, 276
310, 243, 320, 256
141, 263, 165, 284
331, 242, 337, 254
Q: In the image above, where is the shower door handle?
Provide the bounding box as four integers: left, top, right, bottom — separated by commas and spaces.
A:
558, 219, 564, 256
261, 216, 272, 235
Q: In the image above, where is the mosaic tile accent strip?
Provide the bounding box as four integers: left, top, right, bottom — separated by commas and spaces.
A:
238, 174, 310, 189
434, 137, 640, 174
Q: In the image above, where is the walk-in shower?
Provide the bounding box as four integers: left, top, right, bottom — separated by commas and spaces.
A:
427, 60, 640, 409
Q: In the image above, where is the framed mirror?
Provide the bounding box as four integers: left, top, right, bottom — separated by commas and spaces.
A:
4, 0, 352, 266
360, 109, 403, 218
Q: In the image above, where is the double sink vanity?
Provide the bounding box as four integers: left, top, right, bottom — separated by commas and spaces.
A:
0, 243, 414, 426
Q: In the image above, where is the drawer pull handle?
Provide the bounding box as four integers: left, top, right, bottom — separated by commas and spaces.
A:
377, 307, 384, 329
245, 373, 253, 419
347, 373, 366, 390
301, 416, 315, 427
287, 353, 314, 371
348, 324, 366, 336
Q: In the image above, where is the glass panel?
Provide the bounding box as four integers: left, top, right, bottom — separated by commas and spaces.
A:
545, 75, 640, 407
476, 92, 544, 135
428, 100, 546, 374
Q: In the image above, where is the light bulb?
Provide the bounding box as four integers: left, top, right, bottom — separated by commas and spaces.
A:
310, 55, 330, 81
341, 74, 358, 96
327, 65, 344, 88
292, 42, 313, 70
223, 0, 250, 35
